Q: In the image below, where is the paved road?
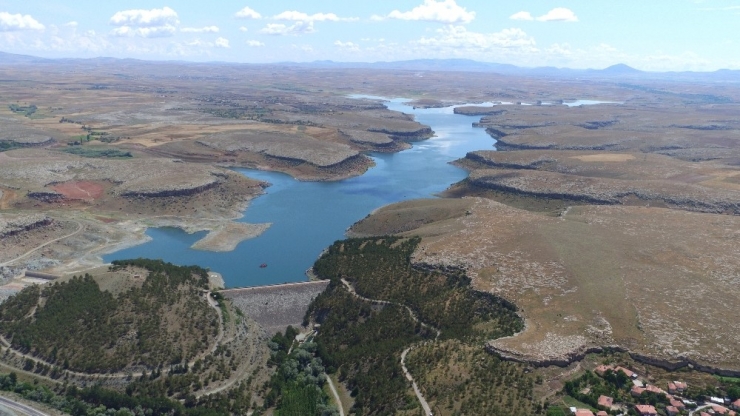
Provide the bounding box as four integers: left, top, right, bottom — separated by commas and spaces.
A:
0, 396, 51, 416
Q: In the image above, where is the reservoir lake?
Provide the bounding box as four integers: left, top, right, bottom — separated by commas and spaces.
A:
104, 98, 602, 287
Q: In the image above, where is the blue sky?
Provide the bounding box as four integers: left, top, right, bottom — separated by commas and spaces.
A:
0, 0, 738, 71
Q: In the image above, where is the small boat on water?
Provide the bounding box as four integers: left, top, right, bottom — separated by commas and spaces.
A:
259, 263, 268, 268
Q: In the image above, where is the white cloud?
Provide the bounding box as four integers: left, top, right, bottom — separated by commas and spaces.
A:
109, 7, 179, 38
0, 12, 45, 31
259, 21, 315, 36
379, 0, 475, 24
246, 40, 264, 47
110, 7, 179, 27
417, 25, 536, 51
273, 11, 357, 22
64, 21, 78, 27
181, 26, 219, 33
235, 6, 261, 19
334, 40, 360, 51
415, 26, 538, 56
239, 26, 249, 32
111, 26, 176, 38
536, 8, 578, 22
215, 37, 230, 48
509, 11, 533, 21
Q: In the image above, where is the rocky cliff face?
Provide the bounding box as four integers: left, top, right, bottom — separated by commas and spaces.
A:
0, 214, 53, 238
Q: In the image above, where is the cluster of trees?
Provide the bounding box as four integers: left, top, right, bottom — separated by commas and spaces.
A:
313, 237, 523, 341
0, 141, 23, 151
262, 327, 338, 416
0, 259, 217, 373
563, 370, 632, 412
0, 371, 231, 416
8, 103, 37, 117
406, 340, 541, 415
307, 236, 527, 414
63, 147, 132, 158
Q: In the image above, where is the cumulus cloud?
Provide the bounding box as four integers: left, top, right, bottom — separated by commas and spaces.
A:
508, 8, 578, 23
415, 26, 537, 54
64, 21, 78, 27
181, 26, 219, 33
235, 6, 261, 19
334, 40, 360, 51
536, 8, 578, 22
239, 26, 248, 32
273, 11, 357, 22
260, 21, 315, 36
246, 40, 264, 47
214, 37, 229, 48
109, 7, 179, 38
509, 11, 533, 21
184, 37, 229, 49
0, 12, 45, 31
376, 0, 475, 24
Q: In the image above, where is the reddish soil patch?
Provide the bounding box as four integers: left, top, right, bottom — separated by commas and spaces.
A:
51, 181, 105, 200
94, 216, 117, 223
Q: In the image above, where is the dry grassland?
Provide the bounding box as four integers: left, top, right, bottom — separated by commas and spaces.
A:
353, 197, 740, 370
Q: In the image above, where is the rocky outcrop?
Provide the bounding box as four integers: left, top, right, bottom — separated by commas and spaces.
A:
486, 342, 740, 377
463, 151, 557, 170
368, 126, 433, 140
0, 214, 53, 238
577, 120, 618, 130
453, 106, 507, 116
27, 191, 65, 202
121, 180, 220, 198
467, 169, 740, 215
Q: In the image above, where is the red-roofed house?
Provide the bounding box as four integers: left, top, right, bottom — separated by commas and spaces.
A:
615, 366, 637, 378
596, 412, 608, 416
714, 405, 730, 415
575, 410, 595, 416
668, 381, 687, 394
666, 406, 679, 416
597, 395, 613, 409
701, 412, 711, 416
733, 399, 740, 410
646, 385, 666, 395
669, 398, 685, 410
635, 404, 658, 416
631, 386, 646, 397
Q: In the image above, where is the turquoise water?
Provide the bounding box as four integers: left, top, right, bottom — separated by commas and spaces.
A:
103, 98, 498, 287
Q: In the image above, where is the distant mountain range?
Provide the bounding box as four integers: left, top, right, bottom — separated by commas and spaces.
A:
1, 51, 739, 82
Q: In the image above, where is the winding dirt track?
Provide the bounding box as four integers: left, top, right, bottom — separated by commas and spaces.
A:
0, 220, 83, 267
325, 375, 345, 416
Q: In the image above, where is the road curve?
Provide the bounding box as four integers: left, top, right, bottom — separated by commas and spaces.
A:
339, 278, 437, 415
401, 348, 432, 416
0, 395, 51, 416
0, 220, 83, 267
